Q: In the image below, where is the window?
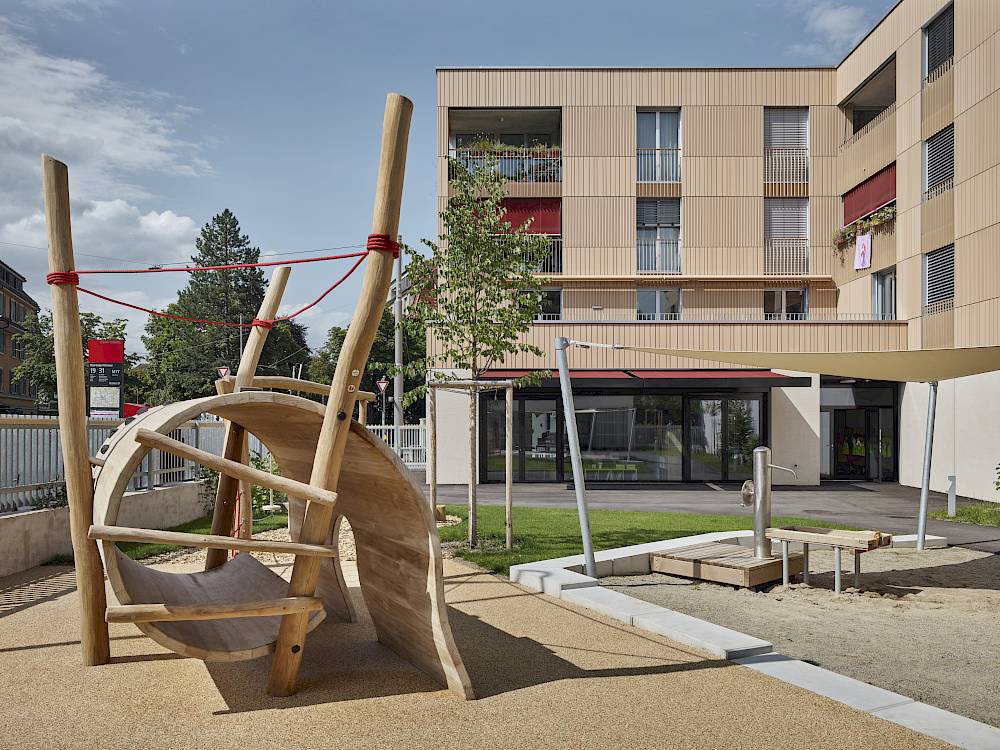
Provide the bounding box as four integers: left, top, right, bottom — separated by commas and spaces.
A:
924, 124, 954, 196
764, 289, 808, 321
636, 110, 680, 182
9, 299, 28, 325
764, 198, 809, 274
10, 371, 31, 398
11, 336, 25, 360
873, 267, 896, 321
924, 4, 954, 79
924, 245, 954, 309
535, 289, 562, 321
637, 289, 681, 321
0, 330, 5, 355
764, 108, 808, 183
636, 199, 681, 273
0, 367, 3, 393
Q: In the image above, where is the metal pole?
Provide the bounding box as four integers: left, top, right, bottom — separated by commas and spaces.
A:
393, 234, 404, 434
555, 337, 596, 577
917, 380, 938, 551
752, 446, 772, 559
505, 384, 513, 551
428, 383, 437, 508
947, 474, 956, 517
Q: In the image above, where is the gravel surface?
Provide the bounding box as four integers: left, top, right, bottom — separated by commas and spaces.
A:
603, 545, 1000, 727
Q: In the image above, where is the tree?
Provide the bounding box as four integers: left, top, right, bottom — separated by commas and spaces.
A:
142, 209, 311, 402
401, 157, 551, 547
11, 310, 130, 405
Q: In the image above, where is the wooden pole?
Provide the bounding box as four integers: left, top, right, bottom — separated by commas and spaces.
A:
505, 384, 513, 550
41, 155, 110, 666
428, 383, 437, 508
268, 93, 412, 696
206, 266, 290, 568
468, 384, 477, 548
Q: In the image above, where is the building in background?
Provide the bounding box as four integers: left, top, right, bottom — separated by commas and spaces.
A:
0, 260, 40, 414
433, 0, 1000, 501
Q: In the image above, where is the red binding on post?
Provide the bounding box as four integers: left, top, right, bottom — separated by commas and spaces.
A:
251, 318, 274, 329
46, 271, 80, 286
367, 233, 400, 258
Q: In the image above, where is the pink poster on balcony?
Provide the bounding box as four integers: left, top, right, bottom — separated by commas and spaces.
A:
854, 233, 872, 270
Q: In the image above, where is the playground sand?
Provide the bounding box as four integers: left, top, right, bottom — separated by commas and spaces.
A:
0, 558, 952, 750
603, 545, 1000, 727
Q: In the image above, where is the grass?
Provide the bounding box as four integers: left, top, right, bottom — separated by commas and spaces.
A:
441, 504, 854, 576
930, 502, 1000, 527
117, 513, 289, 560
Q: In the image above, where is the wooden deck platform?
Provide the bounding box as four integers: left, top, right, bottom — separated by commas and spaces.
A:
651, 542, 803, 588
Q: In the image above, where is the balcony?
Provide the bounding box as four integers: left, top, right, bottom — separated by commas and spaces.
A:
448, 108, 561, 185
537, 236, 563, 274
636, 148, 681, 183
636, 238, 681, 274
636, 312, 681, 321
449, 147, 561, 183
764, 238, 810, 275
764, 147, 808, 184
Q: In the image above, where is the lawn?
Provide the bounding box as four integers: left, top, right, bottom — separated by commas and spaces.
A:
117, 513, 290, 560
930, 502, 1000, 527
440, 504, 852, 576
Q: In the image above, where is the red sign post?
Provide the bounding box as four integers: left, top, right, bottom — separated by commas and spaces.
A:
86, 339, 125, 419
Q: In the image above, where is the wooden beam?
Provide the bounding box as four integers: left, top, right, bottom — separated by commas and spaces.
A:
89, 456, 106, 468
105, 597, 323, 624
215, 374, 377, 403
89, 525, 340, 557
134, 428, 337, 507
42, 154, 110, 666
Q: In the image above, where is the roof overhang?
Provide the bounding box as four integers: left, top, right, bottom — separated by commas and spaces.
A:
482, 369, 811, 391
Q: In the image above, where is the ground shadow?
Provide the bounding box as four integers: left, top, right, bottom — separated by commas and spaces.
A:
0, 565, 79, 620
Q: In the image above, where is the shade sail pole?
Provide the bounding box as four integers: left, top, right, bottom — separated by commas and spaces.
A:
556, 337, 596, 577
916, 380, 938, 551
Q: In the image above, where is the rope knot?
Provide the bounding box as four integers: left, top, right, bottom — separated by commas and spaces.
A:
367, 233, 400, 258
251, 318, 274, 329
46, 271, 80, 286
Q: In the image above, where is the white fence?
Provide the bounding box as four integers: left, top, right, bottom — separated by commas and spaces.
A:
0, 414, 427, 512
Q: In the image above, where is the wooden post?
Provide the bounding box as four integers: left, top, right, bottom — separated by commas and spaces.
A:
268, 93, 412, 696
428, 383, 437, 508
467, 384, 477, 548
505, 383, 513, 550
41, 155, 110, 666
205, 266, 290, 568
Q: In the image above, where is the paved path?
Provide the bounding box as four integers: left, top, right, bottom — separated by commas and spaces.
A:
425, 477, 1000, 553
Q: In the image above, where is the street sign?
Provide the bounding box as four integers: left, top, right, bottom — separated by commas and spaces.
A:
87, 338, 125, 419
218, 366, 231, 378
376, 377, 390, 395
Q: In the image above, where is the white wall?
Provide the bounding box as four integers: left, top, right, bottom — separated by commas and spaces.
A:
900, 373, 1000, 502
769, 372, 821, 485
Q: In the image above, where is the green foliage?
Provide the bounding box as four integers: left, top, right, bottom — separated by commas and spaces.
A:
249, 450, 284, 513
32, 482, 69, 509
460, 139, 561, 155
11, 309, 132, 405
832, 203, 897, 255
141, 209, 311, 403
930, 500, 1000, 527
401, 156, 552, 395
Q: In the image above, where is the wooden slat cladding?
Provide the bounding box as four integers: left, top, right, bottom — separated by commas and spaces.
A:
809, 106, 845, 156
563, 286, 635, 320
430, 321, 907, 369
684, 106, 762, 156
955, 224, 1000, 306
837, 276, 872, 318
956, 0, 1000, 60
831, 220, 897, 286
684, 247, 763, 276
954, 24, 1000, 115
895, 144, 923, 212
954, 163, 1000, 238
921, 189, 955, 252
921, 65, 955, 140
955, 89, 1000, 183
810, 196, 840, 248
636, 183, 682, 198
563, 157, 634, 197
922, 304, 955, 348
683, 157, 760, 196
563, 106, 634, 156
809, 157, 840, 196
684, 197, 762, 247
838, 107, 896, 194
955, 297, 1000, 347
896, 95, 921, 153
562, 247, 632, 277
563, 196, 633, 247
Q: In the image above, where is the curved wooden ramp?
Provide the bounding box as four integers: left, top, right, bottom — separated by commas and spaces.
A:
91, 391, 473, 698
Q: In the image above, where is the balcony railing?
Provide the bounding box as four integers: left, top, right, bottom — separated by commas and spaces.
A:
449, 148, 562, 183
636, 238, 682, 274
537, 236, 562, 274
923, 176, 953, 202
636, 148, 681, 182
636, 312, 682, 321
764, 238, 810, 275
535, 312, 561, 322
923, 55, 954, 87
764, 147, 809, 183
764, 312, 808, 321
841, 102, 896, 150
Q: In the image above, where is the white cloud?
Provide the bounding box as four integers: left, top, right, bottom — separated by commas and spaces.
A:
785, 1, 872, 60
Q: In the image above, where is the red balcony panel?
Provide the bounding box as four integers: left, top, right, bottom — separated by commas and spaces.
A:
501, 198, 561, 234
843, 163, 896, 225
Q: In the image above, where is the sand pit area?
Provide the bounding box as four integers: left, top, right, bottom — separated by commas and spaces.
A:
603, 545, 1000, 727
0, 555, 955, 750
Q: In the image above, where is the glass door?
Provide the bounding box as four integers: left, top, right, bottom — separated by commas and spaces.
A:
522, 399, 559, 481
833, 409, 868, 479
688, 398, 724, 481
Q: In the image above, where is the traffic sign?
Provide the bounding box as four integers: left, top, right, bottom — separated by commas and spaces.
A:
376, 377, 390, 395
218, 366, 231, 378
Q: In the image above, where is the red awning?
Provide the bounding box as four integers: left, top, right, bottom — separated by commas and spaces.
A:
501, 198, 561, 234
843, 163, 896, 225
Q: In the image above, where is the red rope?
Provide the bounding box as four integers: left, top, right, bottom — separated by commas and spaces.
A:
251, 318, 273, 329
367, 233, 400, 258
46, 271, 80, 286
69, 249, 368, 276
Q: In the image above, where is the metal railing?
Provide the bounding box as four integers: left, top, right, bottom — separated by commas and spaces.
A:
636, 238, 682, 274
923, 298, 954, 316
366, 424, 427, 469
923, 176, 953, 202
764, 147, 809, 183
449, 148, 562, 183
535, 312, 562, 322
841, 102, 896, 150
764, 312, 809, 321
636, 312, 681, 321
636, 148, 681, 182
537, 236, 563, 273
923, 55, 954, 87
764, 238, 810, 275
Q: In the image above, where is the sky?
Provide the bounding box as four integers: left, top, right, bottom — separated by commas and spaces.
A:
0, 0, 897, 359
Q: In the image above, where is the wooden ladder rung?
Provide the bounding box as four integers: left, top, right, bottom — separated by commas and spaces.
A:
89, 525, 340, 557
105, 596, 323, 623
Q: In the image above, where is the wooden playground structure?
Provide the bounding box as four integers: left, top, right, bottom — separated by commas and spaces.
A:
43, 94, 474, 699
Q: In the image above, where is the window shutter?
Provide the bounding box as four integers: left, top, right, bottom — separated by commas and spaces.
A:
637, 199, 680, 227
764, 108, 808, 148
764, 198, 808, 238
925, 244, 955, 304
925, 124, 954, 189
926, 5, 954, 74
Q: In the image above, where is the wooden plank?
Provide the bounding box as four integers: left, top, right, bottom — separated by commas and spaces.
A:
134, 428, 337, 507
215, 375, 378, 402
766, 526, 891, 550
89, 525, 340, 557
106, 597, 323, 624
652, 544, 804, 588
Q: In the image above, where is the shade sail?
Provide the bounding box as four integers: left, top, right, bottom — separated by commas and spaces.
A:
617, 345, 1000, 382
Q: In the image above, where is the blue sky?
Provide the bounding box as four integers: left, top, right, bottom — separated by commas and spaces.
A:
0, 0, 896, 355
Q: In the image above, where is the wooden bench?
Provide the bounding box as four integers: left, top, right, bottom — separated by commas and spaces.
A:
765, 526, 892, 593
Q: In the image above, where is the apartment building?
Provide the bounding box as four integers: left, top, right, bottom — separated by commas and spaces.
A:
0, 260, 40, 413
433, 0, 1000, 500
